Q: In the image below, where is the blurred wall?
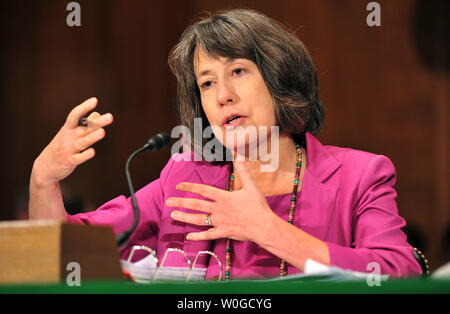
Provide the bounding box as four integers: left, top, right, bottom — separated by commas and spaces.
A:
0, 0, 448, 270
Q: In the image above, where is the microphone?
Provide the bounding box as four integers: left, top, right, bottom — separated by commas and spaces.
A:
116, 133, 171, 248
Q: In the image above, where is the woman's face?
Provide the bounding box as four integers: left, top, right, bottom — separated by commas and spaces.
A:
193, 47, 277, 153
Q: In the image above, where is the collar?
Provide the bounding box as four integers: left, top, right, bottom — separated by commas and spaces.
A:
191, 132, 342, 186
305, 132, 342, 183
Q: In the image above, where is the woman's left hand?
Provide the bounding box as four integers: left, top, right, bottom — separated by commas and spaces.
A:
166, 161, 278, 243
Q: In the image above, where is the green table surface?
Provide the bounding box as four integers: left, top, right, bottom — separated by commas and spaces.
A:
1, 277, 450, 294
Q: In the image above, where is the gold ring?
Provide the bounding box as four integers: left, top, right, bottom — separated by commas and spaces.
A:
205, 214, 212, 226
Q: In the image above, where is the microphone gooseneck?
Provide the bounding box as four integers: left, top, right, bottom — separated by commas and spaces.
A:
116, 133, 170, 248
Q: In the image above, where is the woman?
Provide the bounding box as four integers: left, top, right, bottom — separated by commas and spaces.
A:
29, 9, 421, 279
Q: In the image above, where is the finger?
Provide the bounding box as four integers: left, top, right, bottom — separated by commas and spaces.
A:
91, 112, 114, 127
74, 128, 105, 152
186, 229, 220, 241
87, 111, 101, 120
171, 211, 212, 226
165, 197, 213, 213
76, 112, 100, 131
66, 97, 98, 128
71, 147, 96, 166
233, 161, 258, 190
75, 112, 114, 137
175, 182, 224, 200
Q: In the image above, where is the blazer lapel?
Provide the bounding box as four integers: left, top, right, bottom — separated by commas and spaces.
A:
304, 133, 341, 183
296, 133, 341, 239
168, 134, 341, 266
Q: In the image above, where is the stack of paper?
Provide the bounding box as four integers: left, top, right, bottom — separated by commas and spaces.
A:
263, 259, 390, 283
121, 252, 206, 283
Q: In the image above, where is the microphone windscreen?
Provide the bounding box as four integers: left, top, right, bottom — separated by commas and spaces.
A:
147, 133, 170, 151
158, 133, 170, 147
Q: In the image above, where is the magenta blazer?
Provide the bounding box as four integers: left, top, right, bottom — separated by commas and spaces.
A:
67, 132, 421, 278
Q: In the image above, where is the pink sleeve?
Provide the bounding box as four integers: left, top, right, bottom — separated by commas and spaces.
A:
66, 156, 176, 257
326, 155, 422, 277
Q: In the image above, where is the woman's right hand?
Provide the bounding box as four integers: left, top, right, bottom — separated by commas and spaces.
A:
32, 97, 114, 186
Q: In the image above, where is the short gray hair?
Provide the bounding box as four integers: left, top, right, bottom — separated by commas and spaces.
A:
168, 9, 324, 157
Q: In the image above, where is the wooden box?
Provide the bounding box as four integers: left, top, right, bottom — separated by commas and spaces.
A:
0, 220, 122, 284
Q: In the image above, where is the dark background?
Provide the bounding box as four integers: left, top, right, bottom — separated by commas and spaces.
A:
0, 0, 448, 270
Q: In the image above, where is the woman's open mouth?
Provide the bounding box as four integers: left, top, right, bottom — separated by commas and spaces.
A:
222, 115, 247, 128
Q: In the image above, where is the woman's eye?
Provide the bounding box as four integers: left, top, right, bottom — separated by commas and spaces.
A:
201, 81, 213, 89
233, 68, 245, 76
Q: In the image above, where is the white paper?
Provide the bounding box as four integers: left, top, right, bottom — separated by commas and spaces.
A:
304, 258, 330, 274
432, 261, 450, 279
121, 251, 207, 283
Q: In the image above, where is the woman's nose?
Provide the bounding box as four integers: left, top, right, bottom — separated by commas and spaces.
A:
216, 80, 237, 106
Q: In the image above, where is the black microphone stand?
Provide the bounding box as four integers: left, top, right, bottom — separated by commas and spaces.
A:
116, 133, 170, 248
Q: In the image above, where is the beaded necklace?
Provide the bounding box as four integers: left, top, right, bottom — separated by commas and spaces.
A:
224, 144, 303, 280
